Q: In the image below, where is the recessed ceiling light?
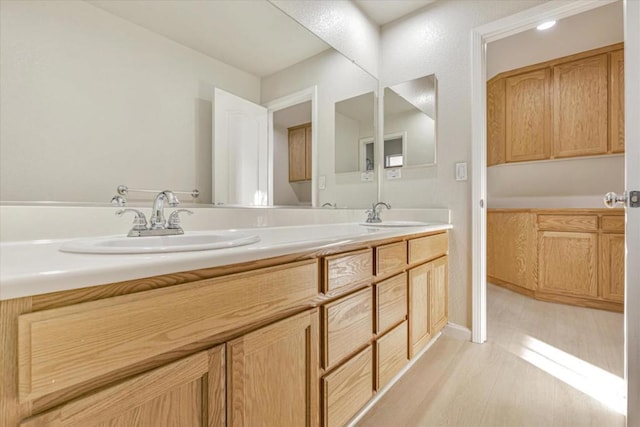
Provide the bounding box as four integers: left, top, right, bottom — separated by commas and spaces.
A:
536, 20, 556, 31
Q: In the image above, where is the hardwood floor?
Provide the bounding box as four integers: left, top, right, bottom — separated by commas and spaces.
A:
356, 284, 625, 426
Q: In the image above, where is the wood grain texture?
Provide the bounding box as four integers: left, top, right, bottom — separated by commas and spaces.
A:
602, 215, 625, 233
322, 346, 373, 427
609, 49, 625, 153
305, 125, 312, 180
486, 211, 537, 291
208, 346, 226, 427
375, 273, 407, 335
375, 321, 408, 391
537, 214, 598, 231
227, 309, 318, 427
20, 350, 214, 427
322, 287, 373, 370
600, 233, 625, 303
505, 68, 551, 162
430, 256, 448, 334
408, 232, 448, 266
323, 249, 372, 294
553, 54, 608, 158
289, 126, 308, 182
408, 263, 430, 358
18, 260, 318, 401
487, 76, 506, 166
538, 231, 598, 297
375, 242, 407, 278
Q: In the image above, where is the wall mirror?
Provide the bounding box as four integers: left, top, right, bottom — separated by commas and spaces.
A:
334, 92, 376, 174
383, 74, 437, 169
0, 0, 378, 208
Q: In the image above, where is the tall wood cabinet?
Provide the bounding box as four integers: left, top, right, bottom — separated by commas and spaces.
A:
289, 123, 312, 182
487, 43, 624, 165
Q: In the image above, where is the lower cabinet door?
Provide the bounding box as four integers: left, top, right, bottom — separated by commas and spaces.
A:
227, 309, 319, 427
601, 233, 625, 302
408, 263, 431, 358
322, 346, 373, 427
376, 321, 408, 391
430, 256, 448, 334
20, 347, 225, 427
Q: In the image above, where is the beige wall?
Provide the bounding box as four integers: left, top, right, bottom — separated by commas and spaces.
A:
380, 0, 546, 328
0, 1, 260, 204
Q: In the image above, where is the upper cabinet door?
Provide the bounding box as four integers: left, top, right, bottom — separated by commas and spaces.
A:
609, 49, 625, 153
553, 54, 608, 158
487, 77, 506, 166
505, 69, 551, 162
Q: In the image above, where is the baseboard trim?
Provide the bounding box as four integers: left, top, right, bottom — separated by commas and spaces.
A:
442, 322, 472, 342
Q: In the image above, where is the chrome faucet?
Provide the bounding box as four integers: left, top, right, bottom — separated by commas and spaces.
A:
365, 202, 391, 223
116, 190, 193, 237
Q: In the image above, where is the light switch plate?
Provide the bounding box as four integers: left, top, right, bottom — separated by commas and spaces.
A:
455, 162, 467, 181
318, 175, 326, 190
386, 168, 401, 180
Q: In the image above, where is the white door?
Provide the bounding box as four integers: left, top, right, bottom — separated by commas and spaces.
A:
213, 88, 268, 206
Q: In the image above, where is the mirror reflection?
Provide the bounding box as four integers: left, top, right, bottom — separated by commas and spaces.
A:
334, 92, 376, 174
383, 74, 437, 168
0, 0, 378, 208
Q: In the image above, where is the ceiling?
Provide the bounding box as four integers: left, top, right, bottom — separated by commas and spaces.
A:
354, 0, 436, 26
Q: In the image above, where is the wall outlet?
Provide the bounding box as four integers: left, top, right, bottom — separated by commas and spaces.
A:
455, 162, 468, 181
318, 175, 326, 190
361, 171, 374, 182
386, 168, 401, 180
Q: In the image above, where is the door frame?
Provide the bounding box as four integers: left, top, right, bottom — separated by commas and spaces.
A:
263, 86, 318, 206
471, 0, 638, 420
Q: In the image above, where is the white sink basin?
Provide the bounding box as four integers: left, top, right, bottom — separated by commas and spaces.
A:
359, 221, 432, 228
60, 231, 260, 254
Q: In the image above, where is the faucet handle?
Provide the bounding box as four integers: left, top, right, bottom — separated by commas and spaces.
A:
168, 209, 193, 229
116, 209, 148, 231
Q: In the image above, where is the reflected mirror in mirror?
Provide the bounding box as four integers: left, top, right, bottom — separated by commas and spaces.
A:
383, 74, 437, 168
0, 0, 378, 209
334, 92, 376, 174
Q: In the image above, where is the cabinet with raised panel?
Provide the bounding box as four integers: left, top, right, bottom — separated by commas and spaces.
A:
289, 123, 312, 182
610, 49, 625, 153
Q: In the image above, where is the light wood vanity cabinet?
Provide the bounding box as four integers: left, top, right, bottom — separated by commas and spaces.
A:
288, 123, 312, 182
2, 229, 449, 427
487, 43, 624, 165
487, 209, 624, 311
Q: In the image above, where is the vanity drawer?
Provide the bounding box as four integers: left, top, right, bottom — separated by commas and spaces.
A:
322, 287, 373, 369
375, 241, 407, 277
322, 346, 373, 427
323, 249, 373, 294
375, 273, 407, 335
602, 215, 625, 233
537, 214, 598, 231
376, 321, 408, 391
408, 233, 448, 265
18, 259, 318, 401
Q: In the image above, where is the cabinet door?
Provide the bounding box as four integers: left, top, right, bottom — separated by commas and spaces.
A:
553, 54, 608, 157
20, 348, 225, 427
538, 231, 598, 297
505, 68, 551, 162
408, 263, 430, 358
600, 233, 625, 303
289, 127, 307, 182
305, 125, 312, 180
487, 76, 506, 166
430, 256, 448, 334
227, 309, 319, 427
610, 49, 625, 153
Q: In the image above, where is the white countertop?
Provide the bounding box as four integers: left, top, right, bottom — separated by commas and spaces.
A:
0, 222, 452, 301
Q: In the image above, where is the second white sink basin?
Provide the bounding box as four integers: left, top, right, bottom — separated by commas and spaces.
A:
360, 221, 432, 228
60, 231, 260, 254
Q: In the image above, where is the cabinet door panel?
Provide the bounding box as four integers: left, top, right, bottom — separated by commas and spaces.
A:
601, 233, 625, 303
609, 49, 625, 153
408, 263, 430, 358
289, 127, 307, 182
305, 125, 312, 180
487, 77, 506, 166
538, 231, 598, 297
227, 309, 319, 427
375, 273, 407, 335
553, 54, 608, 157
505, 69, 551, 162
430, 256, 448, 334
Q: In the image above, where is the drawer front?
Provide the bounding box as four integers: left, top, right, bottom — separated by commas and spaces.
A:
323, 249, 373, 294
408, 233, 448, 265
375, 273, 407, 334
322, 346, 373, 427
602, 215, 625, 233
375, 242, 407, 277
537, 214, 598, 231
323, 287, 373, 369
376, 321, 408, 391
18, 260, 318, 401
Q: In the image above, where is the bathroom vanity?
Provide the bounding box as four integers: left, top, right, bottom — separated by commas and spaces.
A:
0, 224, 450, 427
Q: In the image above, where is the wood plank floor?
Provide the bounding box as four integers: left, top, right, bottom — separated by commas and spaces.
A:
356, 284, 625, 426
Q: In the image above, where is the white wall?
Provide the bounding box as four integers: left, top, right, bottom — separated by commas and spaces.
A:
384, 110, 435, 166
269, 0, 380, 78
380, 0, 545, 328
262, 49, 378, 208
335, 113, 361, 173
0, 1, 260, 204
485, 0, 624, 208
